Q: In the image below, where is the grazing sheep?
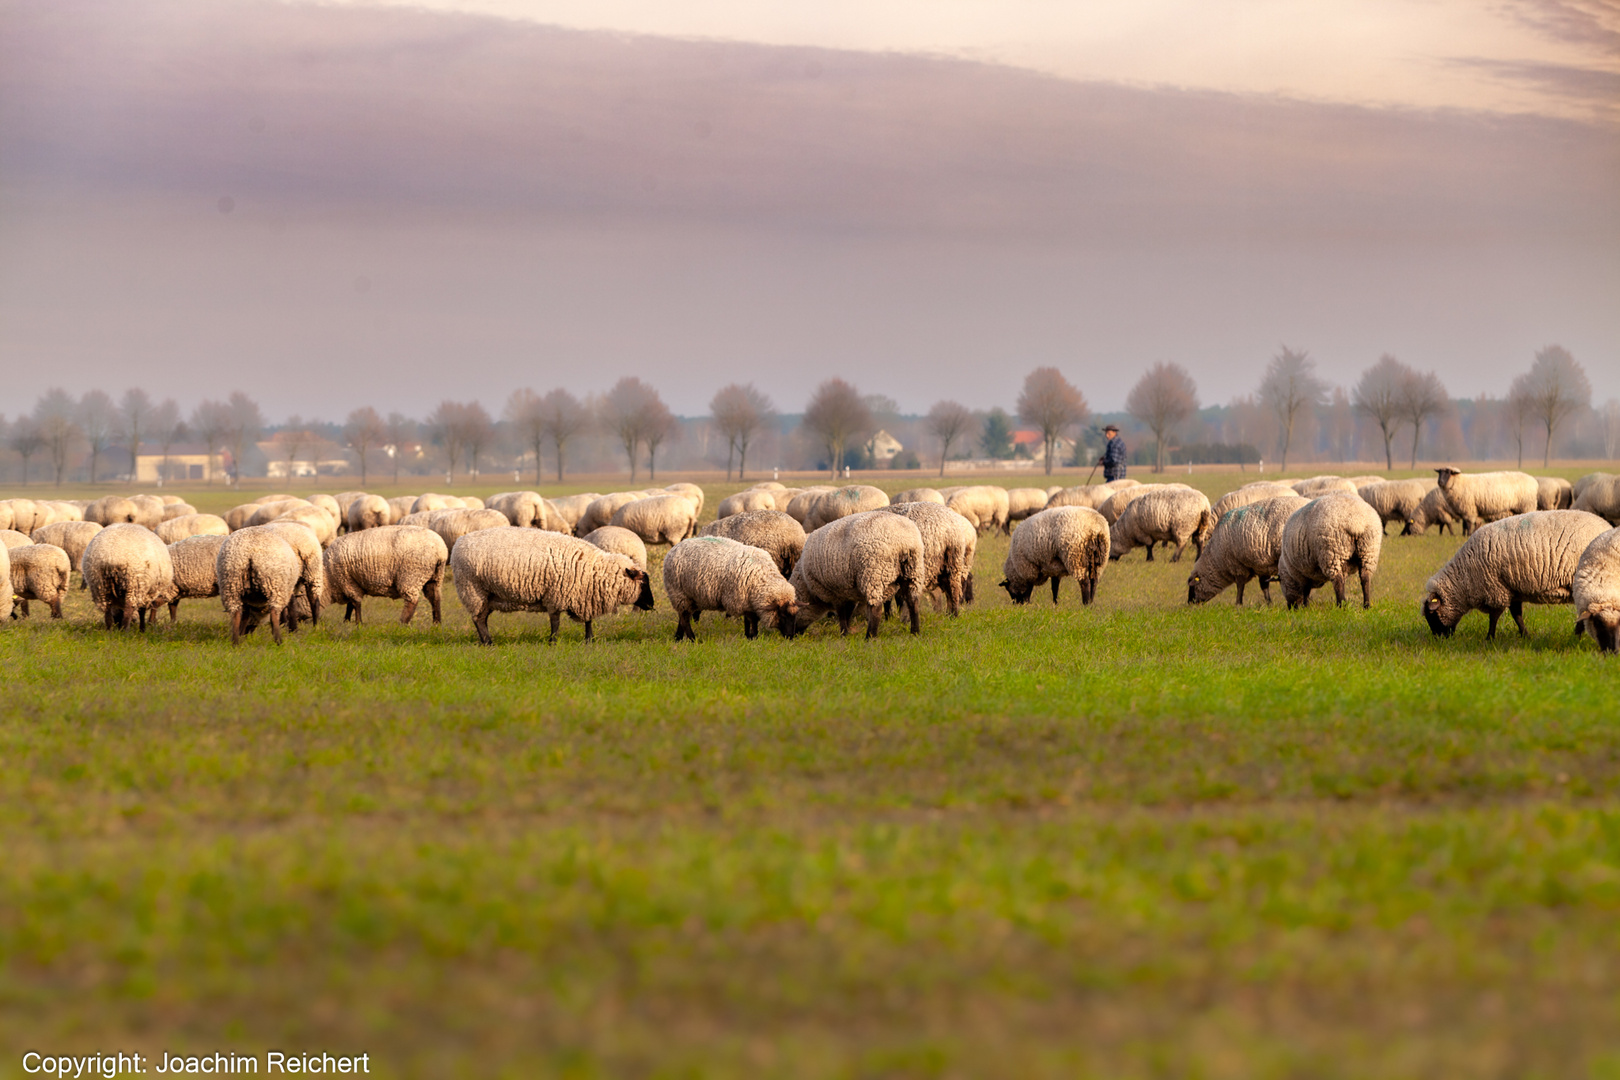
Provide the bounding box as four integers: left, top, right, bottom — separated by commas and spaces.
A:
1573, 475, 1620, 525
333, 491, 369, 529
1006, 488, 1051, 523
1345, 475, 1384, 488
128, 494, 166, 530
1211, 482, 1297, 523
545, 493, 602, 534
84, 496, 140, 527
250, 493, 296, 504
1574, 473, 1614, 500
999, 506, 1110, 605
0, 529, 32, 550
246, 499, 314, 528
945, 485, 1011, 534
1186, 495, 1308, 605
784, 487, 837, 525
890, 488, 946, 506
485, 492, 551, 530
663, 482, 705, 516
582, 525, 649, 572
306, 494, 343, 525
223, 503, 260, 531
0, 545, 11, 620
1422, 510, 1612, 638
38, 501, 84, 524
385, 496, 417, 525
1407, 486, 1458, 536
1535, 476, 1575, 511
345, 494, 391, 533
0, 501, 13, 532
715, 489, 780, 519
879, 501, 978, 615
805, 485, 891, 531
789, 510, 925, 638
610, 493, 700, 545
160, 501, 199, 522
156, 513, 230, 546
1109, 487, 1213, 562
1573, 527, 1620, 652
1097, 483, 1176, 525
166, 534, 228, 622
451, 529, 654, 644
1292, 476, 1358, 497
8, 543, 70, 618
82, 523, 176, 631
215, 528, 305, 644
30, 520, 103, 576
1356, 479, 1434, 535
255, 521, 326, 623
1433, 468, 1539, 534
1047, 482, 1132, 511
700, 510, 808, 578
411, 493, 459, 514
425, 508, 509, 554
273, 504, 338, 547
577, 492, 649, 536
662, 536, 799, 641
323, 525, 449, 625
1276, 494, 1384, 609
764, 487, 806, 512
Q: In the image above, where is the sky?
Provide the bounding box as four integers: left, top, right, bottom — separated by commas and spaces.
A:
1, 0, 1617, 420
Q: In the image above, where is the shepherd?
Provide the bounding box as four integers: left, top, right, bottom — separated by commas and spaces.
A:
1098, 424, 1127, 482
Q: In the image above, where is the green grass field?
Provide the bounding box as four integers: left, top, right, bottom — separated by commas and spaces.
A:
3, 469, 1618, 1079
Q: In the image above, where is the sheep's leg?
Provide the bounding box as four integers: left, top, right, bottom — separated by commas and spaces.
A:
1510, 597, 1528, 637
864, 602, 882, 639
49, 597, 63, 619
905, 595, 920, 635
1144, 544, 1155, 562
1051, 577, 1062, 605
1170, 541, 1186, 563
425, 580, 443, 624
400, 599, 421, 626
834, 602, 854, 636
126, 600, 140, 631
883, 599, 892, 621
1235, 578, 1246, 606
169, 599, 180, 624
743, 612, 759, 639
1259, 577, 1272, 604
304, 583, 321, 626
1332, 577, 1347, 606
544, 610, 560, 643
1359, 567, 1373, 609
1082, 577, 1096, 605
469, 600, 495, 645
17, 598, 28, 618
582, 619, 594, 642
1485, 608, 1502, 639
675, 611, 695, 641
268, 607, 284, 645
230, 608, 244, 646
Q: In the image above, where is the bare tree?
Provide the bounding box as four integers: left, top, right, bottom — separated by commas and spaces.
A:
427, 401, 467, 480
1258, 346, 1326, 471
924, 400, 974, 478
1326, 386, 1355, 463
77, 389, 116, 483
1226, 394, 1266, 472
504, 389, 546, 485
1505, 379, 1533, 468
603, 378, 664, 481
8, 416, 44, 485
34, 389, 78, 487
1017, 367, 1089, 475
385, 412, 415, 483
1398, 368, 1449, 468
149, 398, 183, 484
1353, 355, 1411, 472
191, 399, 231, 483
344, 406, 386, 485
801, 378, 872, 477
711, 383, 774, 481
540, 389, 589, 483
643, 399, 679, 481
1125, 362, 1198, 473
117, 388, 154, 481
1517, 345, 1591, 466
1604, 399, 1620, 461
275, 417, 310, 480
223, 391, 264, 485
461, 402, 495, 477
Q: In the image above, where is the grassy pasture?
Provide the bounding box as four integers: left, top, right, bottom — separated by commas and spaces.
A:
3, 468, 1619, 1078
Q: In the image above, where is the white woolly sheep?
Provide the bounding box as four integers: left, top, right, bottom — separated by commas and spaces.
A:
150, 514, 229, 546
160, 501, 199, 522
247, 499, 314, 528
879, 501, 978, 615
0, 501, 14, 533
1572, 475, 1620, 525
1000, 506, 1109, 605
1535, 476, 1574, 511
545, 493, 602, 534
323, 525, 449, 626
41, 501, 85, 524
582, 525, 649, 572
128, 494, 166, 530
1276, 494, 1384, 609
1211, 482, 1297, 523
784, 487, 837, 525
345, 494, 391, 533
8, 543, 70, 619
1047, 482, 1130, 511
166, 534, 228, 622
1097, 483, 1177, 525
662, 535, 799, 641
1573, 473, 1613, 500
273, 504, 338, 547
610, 493, 700, 545
890, 488, 945, 506
411, 493, 459, 514
425, 508, 509, 554
1005, 488, 1051, 523
1186, 494, 1308, 605
1356, 479, 1434, 535
384, 496, 416, 525
805, 485, 891, 531
215, 528, 305, 644
84, 496, 140, 527
945, 485, 1011, 534
1292, 476, 1358, 497
82, 523, 176, 631
0, 529, 32, 550
789, 510, 925, 638
1433, 468, 1539, 534
1407, 486, 1458, 536
255, 521, 327, 623
1422, 510, 1611, 639
1573, 527, 1620, 653
700, 510, 807, 578
764, 487, 806, 512
663, 482, 705, 516
1109, 487, 1213, 563
0, 544, 11, 620
716, 489, 780, 519
577, 492, 649, 536
451, 528, 654, 644
30, 520, 104, 581
486, 491, 553, 531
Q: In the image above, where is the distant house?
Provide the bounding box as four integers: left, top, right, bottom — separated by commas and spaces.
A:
1012, 430, 1075, 461
132, 443, 227, 484
257, 440, 352, 478
868, 429, 904, 463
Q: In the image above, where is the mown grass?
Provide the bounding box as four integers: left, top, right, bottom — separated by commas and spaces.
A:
2, 468, 1618, 1078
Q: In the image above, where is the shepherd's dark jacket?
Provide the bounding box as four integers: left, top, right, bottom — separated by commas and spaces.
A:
1101, 437, 1127, 482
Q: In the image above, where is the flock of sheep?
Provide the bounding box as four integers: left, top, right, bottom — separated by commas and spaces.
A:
2, 468, 1619, 652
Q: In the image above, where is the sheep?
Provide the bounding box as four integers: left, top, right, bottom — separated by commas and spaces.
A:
0, 529, 32, 550
878, 501, 978, 615
1186, 494, 1308, 605
890, 488, 945, 506
1006, 488, 1052, 523
81, 523, 176, 631
765, 487, 806, 512
160, 501, 199, 522
999, 506, 1110, 605
0, 501, 13, 532
255, 521, 327, 623
421, 508, 505, 554
1345, 475, 1385, 488
784, 487, 837, 525
699, 510, 807, 578
32, 521, 103, 585
1433, 468, 1539, 534
1573, 527, 1620, 652
129, 494, 166, 530
1574, 473, 1614, 500
8, 543, 70, 618
84, 496, 140, 527
1422, 510, 1612, 638
215, 528, 305, 644
1356, 479, 1434, 535
1573, 475, 1620, 525
247, 499, 314, 528
945, 485, 1011, 534
1047, 482, 1128, 511
385, 496, 416, 525
166, 534, 228, 622
323, 525, 449, 625
273, 504, 338, 547
805, 485, 891, 531
663, 482, 705, 516
0, 544, 11, 620
1407, 486, 1458, 536
1109, 487, 1213, 563
332, 491, 369, 528
223, 503, 260, 531
1098, 483, 1172, 525
451, 528, 654, 644
610, 493, 700, 545
545, 493, 602, 534
1292, 476, 1358, 497
41, 501, 85, 524
412, 493, 460, 514
715, 489, 780, 519
1275, 493, 1384, 609
150, 514, 227, 546
1534, 477, 1574, 511
485, 491, 553, 531
343, 494, 390, 533
582, 525, 649, 572
1210, 482, 1294, 523
662, 535, 799, 641
789, 510, 925, 638
577, 492, 649, 536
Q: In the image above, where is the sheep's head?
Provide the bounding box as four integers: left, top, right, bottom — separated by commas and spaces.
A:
626, 567, 655, 611
1422, 590, 1455, 637
999, 578, 1034, 605
1435, 466, 1462, 490
1107, 520, 1128, 561
773, 598, 800, 639
1187, 572, 1202, 604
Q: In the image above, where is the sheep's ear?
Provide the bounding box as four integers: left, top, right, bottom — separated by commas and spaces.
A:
624, 567, 640, 580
